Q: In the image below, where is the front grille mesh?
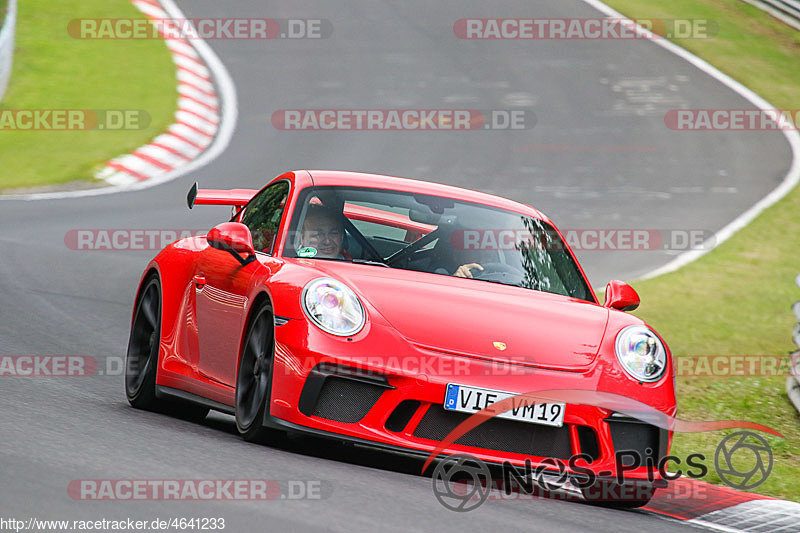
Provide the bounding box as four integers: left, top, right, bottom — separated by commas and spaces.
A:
413, 406, 572, 459
311, 377, 384, 423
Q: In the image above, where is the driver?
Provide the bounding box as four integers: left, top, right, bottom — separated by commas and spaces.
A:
449, 229, 484, 278
299, 204, 351, 260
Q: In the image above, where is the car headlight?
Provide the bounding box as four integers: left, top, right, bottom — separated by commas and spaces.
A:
302, 278, 365, 336
614, 325, 667, 382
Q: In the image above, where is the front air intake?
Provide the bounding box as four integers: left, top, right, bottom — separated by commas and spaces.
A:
299, 364, 392, 423
413, 405, 572, 459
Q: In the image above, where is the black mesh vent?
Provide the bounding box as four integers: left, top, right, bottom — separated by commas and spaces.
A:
385, 400, 421, 433
311, 377, 385, 423
413, 406, 572, 459
576, 426, 600, 462
608, 419, 664, 466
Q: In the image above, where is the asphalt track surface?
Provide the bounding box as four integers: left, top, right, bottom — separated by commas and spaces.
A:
0, 0, 794, 531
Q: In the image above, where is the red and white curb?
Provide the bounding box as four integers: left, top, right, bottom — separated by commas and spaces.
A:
96, 0, 219, 187
0, 0, 236, 201
644, 477, 800, 532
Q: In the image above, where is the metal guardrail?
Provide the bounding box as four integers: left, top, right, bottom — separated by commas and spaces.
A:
0, 0, 18, 102
786, 273, 800, 414
744, 0, 800, 31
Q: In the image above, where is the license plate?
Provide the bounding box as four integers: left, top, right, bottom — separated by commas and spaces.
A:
443, 384, 565, 427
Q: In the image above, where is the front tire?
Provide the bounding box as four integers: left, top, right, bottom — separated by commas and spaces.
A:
235, 300, 279, 443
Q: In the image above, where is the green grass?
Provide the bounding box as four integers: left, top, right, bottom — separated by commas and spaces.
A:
0, 0, 176, 190
603, 0, 800, 501
0, 0, 7, 26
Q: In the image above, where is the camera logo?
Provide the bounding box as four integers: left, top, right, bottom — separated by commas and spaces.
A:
714, 431, 773, 490
431, 454, 491, 512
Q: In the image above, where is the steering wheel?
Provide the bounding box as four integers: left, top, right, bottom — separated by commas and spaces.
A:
472, 262, 526, 284
386, 229, 440, 266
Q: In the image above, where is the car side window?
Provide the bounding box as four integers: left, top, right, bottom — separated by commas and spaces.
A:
241, 181, 290, 254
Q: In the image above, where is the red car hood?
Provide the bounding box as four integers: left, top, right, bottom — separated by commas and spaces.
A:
309, 262, 609, 371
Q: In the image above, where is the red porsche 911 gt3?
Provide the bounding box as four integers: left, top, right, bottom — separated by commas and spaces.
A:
125, 170, 676, 506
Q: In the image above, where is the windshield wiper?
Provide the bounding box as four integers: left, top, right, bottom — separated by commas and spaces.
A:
351, 258, 391, 267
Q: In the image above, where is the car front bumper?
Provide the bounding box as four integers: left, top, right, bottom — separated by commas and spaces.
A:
267, 317, 674, 484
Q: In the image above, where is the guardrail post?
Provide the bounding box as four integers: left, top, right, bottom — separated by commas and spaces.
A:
786, 273, 800, 413
0, 0, 18, 102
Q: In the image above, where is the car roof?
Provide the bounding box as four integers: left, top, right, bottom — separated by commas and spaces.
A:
303, 170, 550, 222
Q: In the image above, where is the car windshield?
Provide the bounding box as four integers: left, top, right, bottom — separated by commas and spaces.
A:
284, 186, 594, 302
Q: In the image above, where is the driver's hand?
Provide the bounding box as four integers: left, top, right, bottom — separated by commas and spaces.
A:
453, 263, 483, 278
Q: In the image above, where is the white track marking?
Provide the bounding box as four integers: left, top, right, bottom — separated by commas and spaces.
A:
175, 111, 217, 134
110, 154, 168, 176
168, 123, 212, 146
177, 70, 215, 92
165, 40, 198, 57
131, 0, 165, 19
172, 55, 210, 76
177, 83, 218, 104
154, 132, 202, 157
178, 98, 219, 122
135, 144, 186, 168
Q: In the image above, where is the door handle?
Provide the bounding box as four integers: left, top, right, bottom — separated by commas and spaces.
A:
193, 274, 206, 289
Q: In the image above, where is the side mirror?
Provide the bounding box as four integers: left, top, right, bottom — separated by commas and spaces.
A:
603, 280, 640, 311
207, 222, 256, 266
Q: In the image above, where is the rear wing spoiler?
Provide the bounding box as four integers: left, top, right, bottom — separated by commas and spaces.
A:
186, 182, 258, 209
